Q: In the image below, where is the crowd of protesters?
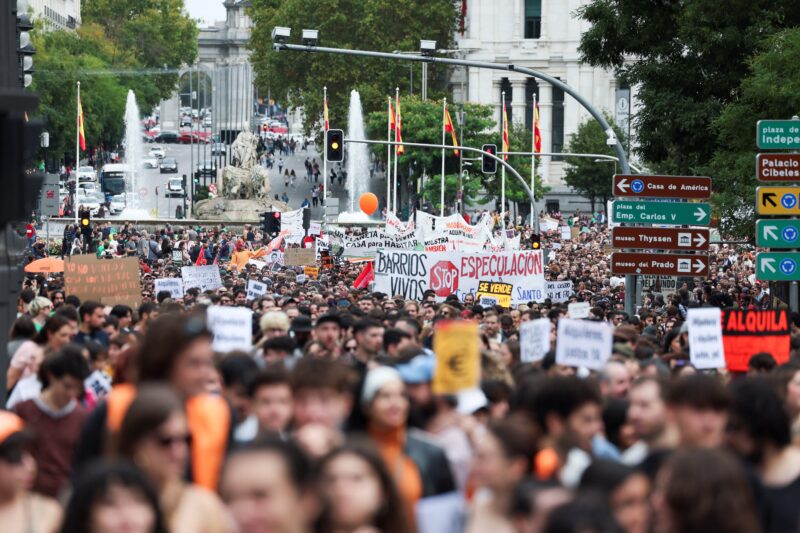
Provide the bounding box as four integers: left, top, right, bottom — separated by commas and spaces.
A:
4, 208, 798, 533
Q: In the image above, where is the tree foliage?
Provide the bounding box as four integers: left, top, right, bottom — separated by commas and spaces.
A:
562, 115, 627, 211
248, 0, 458, 134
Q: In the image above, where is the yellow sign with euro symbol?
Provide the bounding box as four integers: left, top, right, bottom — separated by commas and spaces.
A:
432, 320, 480, 395
757, 187, 800, 215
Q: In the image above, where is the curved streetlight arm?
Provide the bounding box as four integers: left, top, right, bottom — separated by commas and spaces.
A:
501, 151, 644, 173
345, 138, 540, 233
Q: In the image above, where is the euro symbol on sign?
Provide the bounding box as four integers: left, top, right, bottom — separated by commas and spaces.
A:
448, 355, 464, 376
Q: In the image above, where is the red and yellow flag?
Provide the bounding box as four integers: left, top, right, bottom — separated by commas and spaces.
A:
444, 107, 459, 156
502, 101, 509, 161
389, 101, 396, 131
396, 98, 405, 155
533, 99, 542, 154
78, 97, 86, 151
323, 94, 329, 130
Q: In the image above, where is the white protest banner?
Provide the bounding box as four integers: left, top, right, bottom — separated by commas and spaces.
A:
280, 208, 305, 244
384, 212, 415, 236
206, 306, 253, 352
416, 211, 494, 252
544, 281, 573, 303
374, 249, 545, 304
687, 307, 726, 369
555, 318, 613, 370
641, 275, 678, 296
296, 274, 307, 284
568, 301, 591, 319
308, 222, 322, 236
154, 278, 184, 299
246, 280, 268, 301
560, 226, 572, 241
520, 318, 552, 363
181, 265, 222, 292
540, 217, 559, 233
327, 225, 417, 257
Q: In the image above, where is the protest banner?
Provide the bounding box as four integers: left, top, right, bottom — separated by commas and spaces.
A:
476, 281, 513, 307
326, 225, 417, 257
687, 308, 726, 369
280, 208, 305, 244
416, 211, 495, 252
181, 265, 223, 292
284, 246, 316, 266
520, 318, 551, 363
641, 275, 678, 296
721, 310, 790, 371
65, 256, 141, 308
555, 318, 613, 370
544, 281, 573, 303
246, 280, 268, 301
304, 266, 320, 279
567, 302, 591, 319
206, 306, 253, 352
154, 278, 184, 299
432, 321, 480, 394
373, 249, 545, 304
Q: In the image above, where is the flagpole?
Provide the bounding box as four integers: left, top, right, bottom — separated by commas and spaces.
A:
531, 93, 536, 226
386, 96, 392, 214
501, 90, 506, 225
75, 81, 80, 225
393, 87, 399, 214
440, 97, 446, 217
322, 86, 328, 221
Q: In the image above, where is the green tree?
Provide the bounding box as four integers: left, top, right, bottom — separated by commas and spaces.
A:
562, 115, 627, 211
577, 0, 800, 175
248, 0, 457, 134
709, 29, 800, 237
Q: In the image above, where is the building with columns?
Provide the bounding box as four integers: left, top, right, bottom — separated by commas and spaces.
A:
27, 0, 81, 30
452, 0, 633, 212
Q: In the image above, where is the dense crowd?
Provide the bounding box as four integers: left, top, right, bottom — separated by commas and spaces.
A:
4, 209, 798, 533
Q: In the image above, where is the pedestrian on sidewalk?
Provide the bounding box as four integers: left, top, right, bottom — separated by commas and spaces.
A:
311, 187, 319, 208
290, 170, 297, 188
284, 170, 290, 189
278, 157, 284, 174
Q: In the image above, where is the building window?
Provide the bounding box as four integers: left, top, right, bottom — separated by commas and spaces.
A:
525, 0, 541, 39
552, 85, 565, 153
524, 78, 539, 130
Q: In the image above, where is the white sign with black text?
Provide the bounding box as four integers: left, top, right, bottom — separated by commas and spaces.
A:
246, 280, 268, 301
687, 307, 726, 369
520, 318, 552, 363
154, 278, 184, 299
206, 306, 253, 353
555, 319, 613, 370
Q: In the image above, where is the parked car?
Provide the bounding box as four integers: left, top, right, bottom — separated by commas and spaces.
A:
148, 146, 166, 158
159, 157, 178, 173
211, 142, 226, 156
166, 177, 184, 198
153, 131, 180, 144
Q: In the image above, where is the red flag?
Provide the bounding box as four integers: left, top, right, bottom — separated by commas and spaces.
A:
354, 261, 374, 289
533, 99, 542, 154
323, 93, 330, 130
502, 101, 509, 161
195, 245, 207, 266
396, 98, 405, 155
389, 101, 396, 131
444, 107, 459, 156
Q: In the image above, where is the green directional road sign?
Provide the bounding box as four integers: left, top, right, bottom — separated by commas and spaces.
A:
756, 220, 800, 248
757, 120, 800, 150
757, 252, 800, 281
611, 201, 710, 226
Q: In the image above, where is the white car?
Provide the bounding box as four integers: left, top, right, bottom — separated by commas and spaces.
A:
76, 166, 96, 183
78, 182, 97, 194
148, 146, 166, 159
166, 177, 184, 198
142, 157, 159, 169
109, 194, 126, 214
76, 192, 103, 215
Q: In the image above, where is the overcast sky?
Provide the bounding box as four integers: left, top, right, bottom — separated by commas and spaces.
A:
184, 0, 226, 24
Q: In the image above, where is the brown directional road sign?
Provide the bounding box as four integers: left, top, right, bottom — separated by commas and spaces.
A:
611, 227, 710, 251
611, 252, 710, 277
757, 154, 800, 182
613, 175, 712, 199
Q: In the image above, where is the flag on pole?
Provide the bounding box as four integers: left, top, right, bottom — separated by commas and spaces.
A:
502, 101, 509, 161
396, 97, 405, 155
444, 107, 459, 156
323, 93, 330, 130
533, 99, 542, 154
353, 261, 375, 289
78, 97, 86, 151
389, 101, 396, 131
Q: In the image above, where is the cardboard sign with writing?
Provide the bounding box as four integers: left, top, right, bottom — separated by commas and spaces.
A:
285, 245, 316, 266
721, 310, 790, 371
520, 318, 552, 363
304, 266, 320, 279
154, 278, 184, 299
432, 321, 480, 394
181, 265, 223, 292
555, 318, 612, 370
687, 308, 726, 369
476, 281, 513, 308
568, 301, 591, 319
246, 280, 268, 301
65, 256, 141, 309
544, 281, 573, 303
206, 306, 253, 352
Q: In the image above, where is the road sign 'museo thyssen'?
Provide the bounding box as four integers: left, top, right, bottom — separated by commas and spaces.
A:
611, 227, 709, 251
611, 201, 710, 226
612, 175, 711, 199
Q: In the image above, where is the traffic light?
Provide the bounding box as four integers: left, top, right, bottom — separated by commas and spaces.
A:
262, 211, 281, 234
17, 9, 34, 88
326, 129, 344, 162
79, 209, 91, 232
481, 144, 497, 174
531, 234, 541, 250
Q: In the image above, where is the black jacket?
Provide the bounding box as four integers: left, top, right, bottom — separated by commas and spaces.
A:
406, 430, 457, 498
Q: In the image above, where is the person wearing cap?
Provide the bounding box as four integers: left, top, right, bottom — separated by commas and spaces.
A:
0, 411, 62, 532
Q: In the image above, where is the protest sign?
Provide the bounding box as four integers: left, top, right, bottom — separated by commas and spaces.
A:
65, 256, 141, 308
171, 250, 183, 265
544, 281, 573, 303
154, 278, 184, 299
308, 222, 322, 236
560, 226, 571, 241
296, 274, 307, 284
246, 280, 268, 301
284, 246, 316, 266
206, 306, 253, 352
721, 310, 790, 371
571, 227, 580, 240
476, 281, 513, 307
520, 318, 551, 363
641, 275, 678, 296
280, 209, 305, 244
373, 249, 545, 304
568, 302, 591, 319
555, 319, 613, 370
304, 266, 320, 279
432, 321, 480, 394
687, 308, 726, 370
181, 265, 222, 292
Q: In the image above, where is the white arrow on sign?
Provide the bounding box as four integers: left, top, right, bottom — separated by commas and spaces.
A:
694, 207, 708, 222
761, 257, 776, 273
693, 233, 707, 248
617, 178, 629, 193
694, 258, 706, 274
763, 225, 778, 240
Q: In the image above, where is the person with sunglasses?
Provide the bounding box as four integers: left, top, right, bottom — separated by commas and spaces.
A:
115, 385, 232, 533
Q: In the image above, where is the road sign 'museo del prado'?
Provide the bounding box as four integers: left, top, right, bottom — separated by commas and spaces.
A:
611, 200, 710, 226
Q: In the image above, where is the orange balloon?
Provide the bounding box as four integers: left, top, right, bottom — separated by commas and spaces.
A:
359, 192, 379, 215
